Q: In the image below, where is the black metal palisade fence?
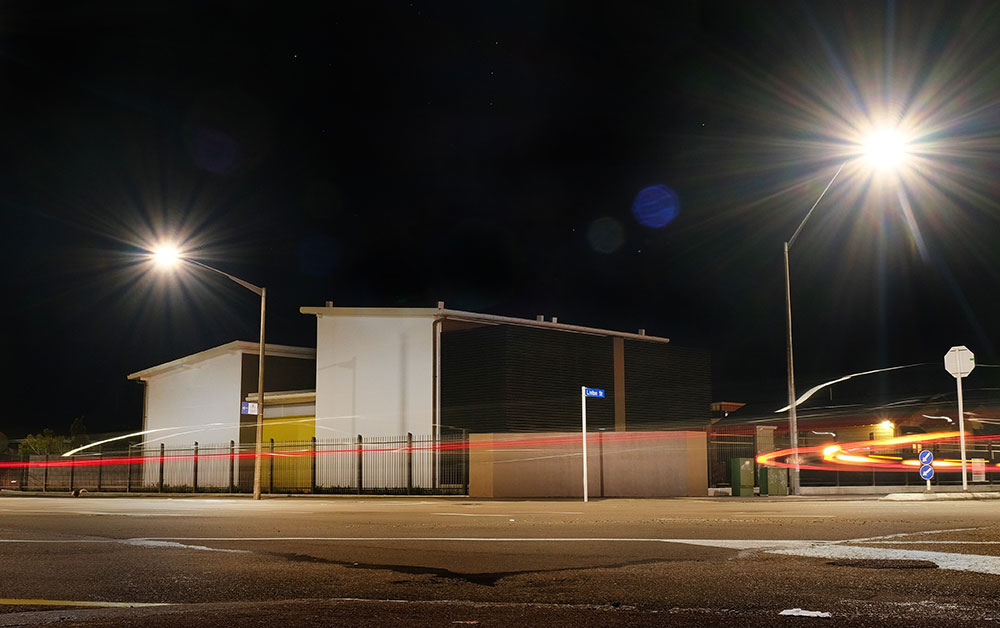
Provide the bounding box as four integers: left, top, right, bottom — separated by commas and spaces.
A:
5, 433, 468, 495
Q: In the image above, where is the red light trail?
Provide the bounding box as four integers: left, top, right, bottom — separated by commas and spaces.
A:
756, 431, 1000, 472
0, 431, 693, 470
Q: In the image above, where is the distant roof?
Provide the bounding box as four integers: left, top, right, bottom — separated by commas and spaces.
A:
299, 305, 669, 344
128, 341, 316, 381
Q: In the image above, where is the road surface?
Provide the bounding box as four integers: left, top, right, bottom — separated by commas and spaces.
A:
1, 493, 999, 626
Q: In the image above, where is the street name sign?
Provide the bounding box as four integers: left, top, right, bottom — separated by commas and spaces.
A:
584, 388, 605, 398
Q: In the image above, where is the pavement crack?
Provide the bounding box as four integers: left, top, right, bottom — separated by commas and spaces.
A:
268, 553, 682, 587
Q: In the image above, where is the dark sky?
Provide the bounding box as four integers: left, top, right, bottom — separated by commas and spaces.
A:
2, 1, 1000, 439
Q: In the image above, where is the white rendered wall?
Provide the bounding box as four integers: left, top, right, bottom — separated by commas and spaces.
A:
143, 351, 243, 447
314, 313, 434, 439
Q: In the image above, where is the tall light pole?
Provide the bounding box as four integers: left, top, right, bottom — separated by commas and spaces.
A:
784, 128, 909, 495
784, 161, 846, 495
152, 246, 268, 500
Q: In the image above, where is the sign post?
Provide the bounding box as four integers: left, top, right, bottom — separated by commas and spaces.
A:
581, 387, 605, 503
918, 449, 934, 491
944, 346, 975, 491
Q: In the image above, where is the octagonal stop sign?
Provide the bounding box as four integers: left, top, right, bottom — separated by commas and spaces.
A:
944, 346, 976, 379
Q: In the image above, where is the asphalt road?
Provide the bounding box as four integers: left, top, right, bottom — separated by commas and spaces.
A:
1, 493, 999, 626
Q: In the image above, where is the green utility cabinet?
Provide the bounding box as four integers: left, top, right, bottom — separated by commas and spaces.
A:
730, 458, 754, 496
759, 466, 788, 496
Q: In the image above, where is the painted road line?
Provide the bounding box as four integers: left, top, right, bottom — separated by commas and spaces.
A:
729, 513, 836, 518
769, 544, 1000, 576
121, 539, 249, 553
433, 513, 516, 517
844, 527, 980, 543
861, 540, 1000, 545
0, 598, 169, 608
127, 537, 827, 547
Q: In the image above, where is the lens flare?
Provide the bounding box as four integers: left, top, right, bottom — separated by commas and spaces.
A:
152, 244, 182, 269
862, 128, 909, 169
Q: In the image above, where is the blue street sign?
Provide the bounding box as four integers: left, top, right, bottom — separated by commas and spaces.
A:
918, 450, 934, 465
920, 464, 935, 480
584, 388, 606, 398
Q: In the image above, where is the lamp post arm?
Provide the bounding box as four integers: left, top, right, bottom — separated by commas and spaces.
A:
185, 258, 264, 296
179, 256, 266, 500
787, 160, 847, 251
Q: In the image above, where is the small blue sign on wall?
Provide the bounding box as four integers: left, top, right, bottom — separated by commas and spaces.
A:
584, 388, 606, 398
241, 401, 259, 415
920, 464, 935, 480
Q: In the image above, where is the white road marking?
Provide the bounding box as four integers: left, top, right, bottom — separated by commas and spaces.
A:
729, 513, 836, 518
770, 544, 1000, 575
862, 540, 1000, 545
844, 527, 979, 543
4, 527, 998, 576
433, 513, 514, 518
0, 598, 169, 608
71, 512, 194, 517
121, 539, 249, 553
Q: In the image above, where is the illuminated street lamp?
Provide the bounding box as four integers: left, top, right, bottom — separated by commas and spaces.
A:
152, 245, 268, 500
784, 128, 909, 495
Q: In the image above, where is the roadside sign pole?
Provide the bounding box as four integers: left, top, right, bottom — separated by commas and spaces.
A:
581, 386, 588, 503
580, 387, 606, 503
956, 374, 968, 491
944, 346, 975, 492
918, 450, 934, 492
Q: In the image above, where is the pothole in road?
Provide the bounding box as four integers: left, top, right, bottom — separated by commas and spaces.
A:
827, 559, 939, 569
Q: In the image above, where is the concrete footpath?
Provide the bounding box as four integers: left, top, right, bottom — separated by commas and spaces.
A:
883, 490, 1000, 501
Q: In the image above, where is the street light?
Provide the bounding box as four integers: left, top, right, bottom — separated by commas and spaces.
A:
152, 245, 268, 500
784, 128, 910, 495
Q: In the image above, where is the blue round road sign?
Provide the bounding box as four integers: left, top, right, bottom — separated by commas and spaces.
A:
920, 464, 935, 480
918, 450, 934, 465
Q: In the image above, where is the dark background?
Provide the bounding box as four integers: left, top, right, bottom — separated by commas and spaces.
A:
2, 1, 999, 439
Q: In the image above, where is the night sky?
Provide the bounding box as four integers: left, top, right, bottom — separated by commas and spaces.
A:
3, 1, 1000, 440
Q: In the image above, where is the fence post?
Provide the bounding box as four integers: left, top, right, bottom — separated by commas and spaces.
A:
96, 446, 103, 492
126, 444, 133, 493
269, 438, 275, 494
193, 442, 199, 493
229, 440, 235, 493
311, 437, 317, 493
463, 429, 469, 496
158, 443, 165, 493
21, 450, 27, 491
43, 453, 49, 492
357, 435, 363, 495
69, 454, 75, 491
406, 432, 413, 495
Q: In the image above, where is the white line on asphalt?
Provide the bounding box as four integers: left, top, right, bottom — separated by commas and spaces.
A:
844, 527, 980, 543
0, 598, 170, 608
861, 540, 1000, 544
71, 512, 194, 517
121, 539, 249, 553
0, 539, 118, 543
433, 513, 515, 517
769, 544, 1000, 575
729, 514, 836, 518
